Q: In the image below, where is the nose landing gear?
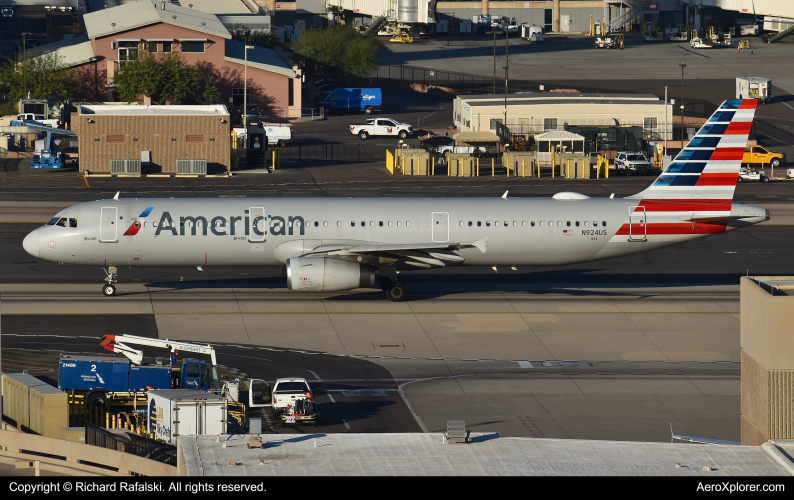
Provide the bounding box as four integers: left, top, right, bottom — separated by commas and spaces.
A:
102, 266, 118, 296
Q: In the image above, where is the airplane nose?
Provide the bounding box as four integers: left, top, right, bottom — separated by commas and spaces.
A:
23, 231, 39, 258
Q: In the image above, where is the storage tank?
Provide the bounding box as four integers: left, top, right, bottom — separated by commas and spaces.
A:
397, 0, 418, 23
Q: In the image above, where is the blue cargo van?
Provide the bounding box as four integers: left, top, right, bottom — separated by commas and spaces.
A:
319, 88, 382, 114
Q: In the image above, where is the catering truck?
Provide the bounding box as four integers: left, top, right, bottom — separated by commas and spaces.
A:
736, 77, 771, 104
148, 390, 227, 444
318, 88, 382, 114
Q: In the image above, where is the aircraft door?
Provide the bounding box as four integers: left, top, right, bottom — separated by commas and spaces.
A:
249, 206, 266, 242
432, 212, 449, 242
248, 379, 272, 408
628, 206, 646, 242
99, 207, 118, 243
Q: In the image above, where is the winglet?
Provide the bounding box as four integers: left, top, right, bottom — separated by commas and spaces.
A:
113, 191, 120, 200
472, 237, 489, 253
502, 191, 508, 200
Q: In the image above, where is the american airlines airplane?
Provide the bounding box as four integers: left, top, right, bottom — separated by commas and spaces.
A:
22, 99, 768, 301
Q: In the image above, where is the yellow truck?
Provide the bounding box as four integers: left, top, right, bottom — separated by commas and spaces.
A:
743, 145, 785, 168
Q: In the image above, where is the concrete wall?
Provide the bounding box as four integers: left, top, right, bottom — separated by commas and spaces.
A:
0, 428, 177, 476
740, 276, 794, 445
71, 112, 231, 174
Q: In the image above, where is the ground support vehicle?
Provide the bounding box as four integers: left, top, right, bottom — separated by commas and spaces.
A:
738, 167, 769, 183
594, 37, 614, 48
436, 144, 486, 160
736, 77, 771, 104
10, 119, 76, 169
148, 390, 227, 444
521, 24, 543, 43
614, 151, 652, 175
644, 32, 663, 42
319, 88, 382, 114
743, 145, 785, 168
262, 123, 292, 147
351, 117, 413, 140
272, 378, 322, 427
56, 334, 223, 407
786, 167, 794, 179
690, 31, 713, 48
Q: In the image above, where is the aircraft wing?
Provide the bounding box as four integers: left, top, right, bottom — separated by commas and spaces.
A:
305, 238, 488, 268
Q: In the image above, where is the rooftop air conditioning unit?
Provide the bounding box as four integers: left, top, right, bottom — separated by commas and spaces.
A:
110, 159, 141, 175
176, 159, 207, 175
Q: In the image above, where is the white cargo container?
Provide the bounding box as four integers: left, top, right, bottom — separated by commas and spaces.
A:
262, 122, 293, 147
460, 20, 471, 34
148, 389, 227, 445
521, 24, 543, 43
736, 77, 771, 104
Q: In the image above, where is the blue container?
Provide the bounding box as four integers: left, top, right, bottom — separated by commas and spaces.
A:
318, 88, 382, 114
59, 354, 171, 393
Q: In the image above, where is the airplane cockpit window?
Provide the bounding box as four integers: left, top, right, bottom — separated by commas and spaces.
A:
69, 218, 77, 227
47, 217, 60, 225
56, 218, 67, 227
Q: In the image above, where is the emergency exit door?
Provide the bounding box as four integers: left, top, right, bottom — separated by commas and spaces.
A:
99, 207, 118, 243
432, 212, 449, 242
628, 206, 646, 242
249, 206, 266, 242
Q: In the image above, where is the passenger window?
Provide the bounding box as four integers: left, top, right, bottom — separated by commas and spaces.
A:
323, 221, 328, 227
486, 221, 491, 227
602, 221, 607, 227
69, 218, 77, 228
585, 221, 589, 227
422, 221, 427, 227
539, 221, 544, 227
379, 221, 383, 227
47, 217, 60, 225
388, 221, 393, 227
566, 221, 571, 227
504, 221, 509, 227
361, 221, 365, 227
459, 221, 463, 227
337, 221, 341, 227
56, 218, 67, 227
351, 221, 355, 227
406, 221, 410, 227
468, 221, 473, 227
496, 221, 500, 227
477, 221, 481, 227
144, 221, 148, 228
397, 221, 402, 227
513, 221, 517, 227
593, 221, 598, 227
575, 221, 580, 227
315, 221, 319, 227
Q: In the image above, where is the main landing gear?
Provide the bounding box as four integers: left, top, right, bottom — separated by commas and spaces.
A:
102, 266, 118, 297
380, 276, 408, 302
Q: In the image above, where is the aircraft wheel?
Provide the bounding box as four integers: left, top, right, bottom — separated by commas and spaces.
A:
762, 176, 769, 183
102, 284, 116, 297
386, 282, 408, 302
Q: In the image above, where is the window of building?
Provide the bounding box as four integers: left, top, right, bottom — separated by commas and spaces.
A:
232, 88, 251, 107
289, 79, 295, 106
117, 41, 139, 70
644, 117, 658, 130
543, 118, 558, 131
489, 118, 503, 130
162, 41, 172, 53
181, 41, 205, 53
147, 41, 158, 53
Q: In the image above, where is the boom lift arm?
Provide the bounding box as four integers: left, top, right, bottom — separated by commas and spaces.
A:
100, 334, 220, 389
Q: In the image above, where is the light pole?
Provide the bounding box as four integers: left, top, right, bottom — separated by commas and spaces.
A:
243, 44, 254, 146
21, 32, 32, 99
664, 86, 668, 155
503, 25, 509, 149
679, 63, 686, 142
493, 28, 496, 94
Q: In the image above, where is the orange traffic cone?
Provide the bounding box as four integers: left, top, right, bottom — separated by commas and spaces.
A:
751, 48, 754, 55
737, 46, 740, 53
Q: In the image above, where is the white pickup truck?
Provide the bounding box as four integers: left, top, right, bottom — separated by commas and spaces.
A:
350, 117, 413, 140
271, 377, 313, 416
17, 113, 60, 128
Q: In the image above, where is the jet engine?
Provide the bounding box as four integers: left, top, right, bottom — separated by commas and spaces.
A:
286, 257, 375, 292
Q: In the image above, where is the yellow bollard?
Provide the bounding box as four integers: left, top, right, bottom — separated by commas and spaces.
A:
432, 157, 435, 176
105, 411, 109, 429
476, 158, 480, 176
522, 158, 525, 178
491, 158, 495, 177
272, 149, 276, 170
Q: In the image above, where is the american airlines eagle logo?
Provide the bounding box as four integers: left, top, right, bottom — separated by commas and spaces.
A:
123, 207, 154, 236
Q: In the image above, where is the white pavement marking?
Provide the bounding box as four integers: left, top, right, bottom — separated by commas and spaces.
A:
323, 385, 336, 403
307, 370, 320, 380
342, 419, 350, 429
517, 361, 534, 368
773, 97, 794, 112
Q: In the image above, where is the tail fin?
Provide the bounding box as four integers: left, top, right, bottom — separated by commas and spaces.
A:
629, 99, 757, 201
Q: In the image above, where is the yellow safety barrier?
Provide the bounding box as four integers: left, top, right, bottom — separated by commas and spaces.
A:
272, 149, 276, 170
522, 159, 526, 177
386, 150, 394, 174
491, 158, 495, 177
476, 158, 480, 176
551, 150, 555, 178
431, 157, 435, 175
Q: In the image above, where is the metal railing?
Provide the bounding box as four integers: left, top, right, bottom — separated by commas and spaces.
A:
84, 421, 177, 466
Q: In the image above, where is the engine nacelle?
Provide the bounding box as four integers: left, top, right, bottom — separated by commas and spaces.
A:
286, 257, 375, 292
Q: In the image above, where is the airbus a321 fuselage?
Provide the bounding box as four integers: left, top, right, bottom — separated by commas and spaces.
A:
23, 99, 768, 301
